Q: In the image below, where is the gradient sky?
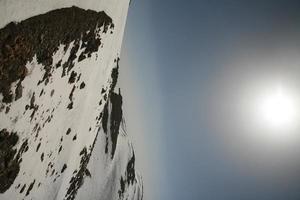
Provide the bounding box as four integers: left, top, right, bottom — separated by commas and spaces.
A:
120, 1, 300, 200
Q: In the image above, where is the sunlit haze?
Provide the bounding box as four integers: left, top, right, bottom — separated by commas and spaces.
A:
257, 86, 297, 131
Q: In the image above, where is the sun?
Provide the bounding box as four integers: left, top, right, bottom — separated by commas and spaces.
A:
258, 87, 296, 130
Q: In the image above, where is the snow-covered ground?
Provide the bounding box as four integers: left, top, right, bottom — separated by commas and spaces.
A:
0, 1, 142, 200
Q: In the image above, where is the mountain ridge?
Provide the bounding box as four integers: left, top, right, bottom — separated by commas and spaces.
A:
0, 4, 142, 200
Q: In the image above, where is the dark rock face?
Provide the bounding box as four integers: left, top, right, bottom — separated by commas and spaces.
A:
109, 92, 123, 158
0, 128, 29, 194
102, 93, 122, 158
0, 129, 19, 193
101, 59, 123, 159
0, 6, 113, 104
126, 152, 136, 185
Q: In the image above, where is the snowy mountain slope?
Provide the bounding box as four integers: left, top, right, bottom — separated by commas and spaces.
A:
0, 1, 142, 200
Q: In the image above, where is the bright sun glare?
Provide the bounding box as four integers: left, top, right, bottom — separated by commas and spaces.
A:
258, 87, 297, 130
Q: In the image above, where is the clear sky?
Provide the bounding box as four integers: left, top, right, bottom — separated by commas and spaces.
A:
120, 1, 300, 200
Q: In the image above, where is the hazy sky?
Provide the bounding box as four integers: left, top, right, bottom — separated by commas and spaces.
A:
120, 1, 300, 200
